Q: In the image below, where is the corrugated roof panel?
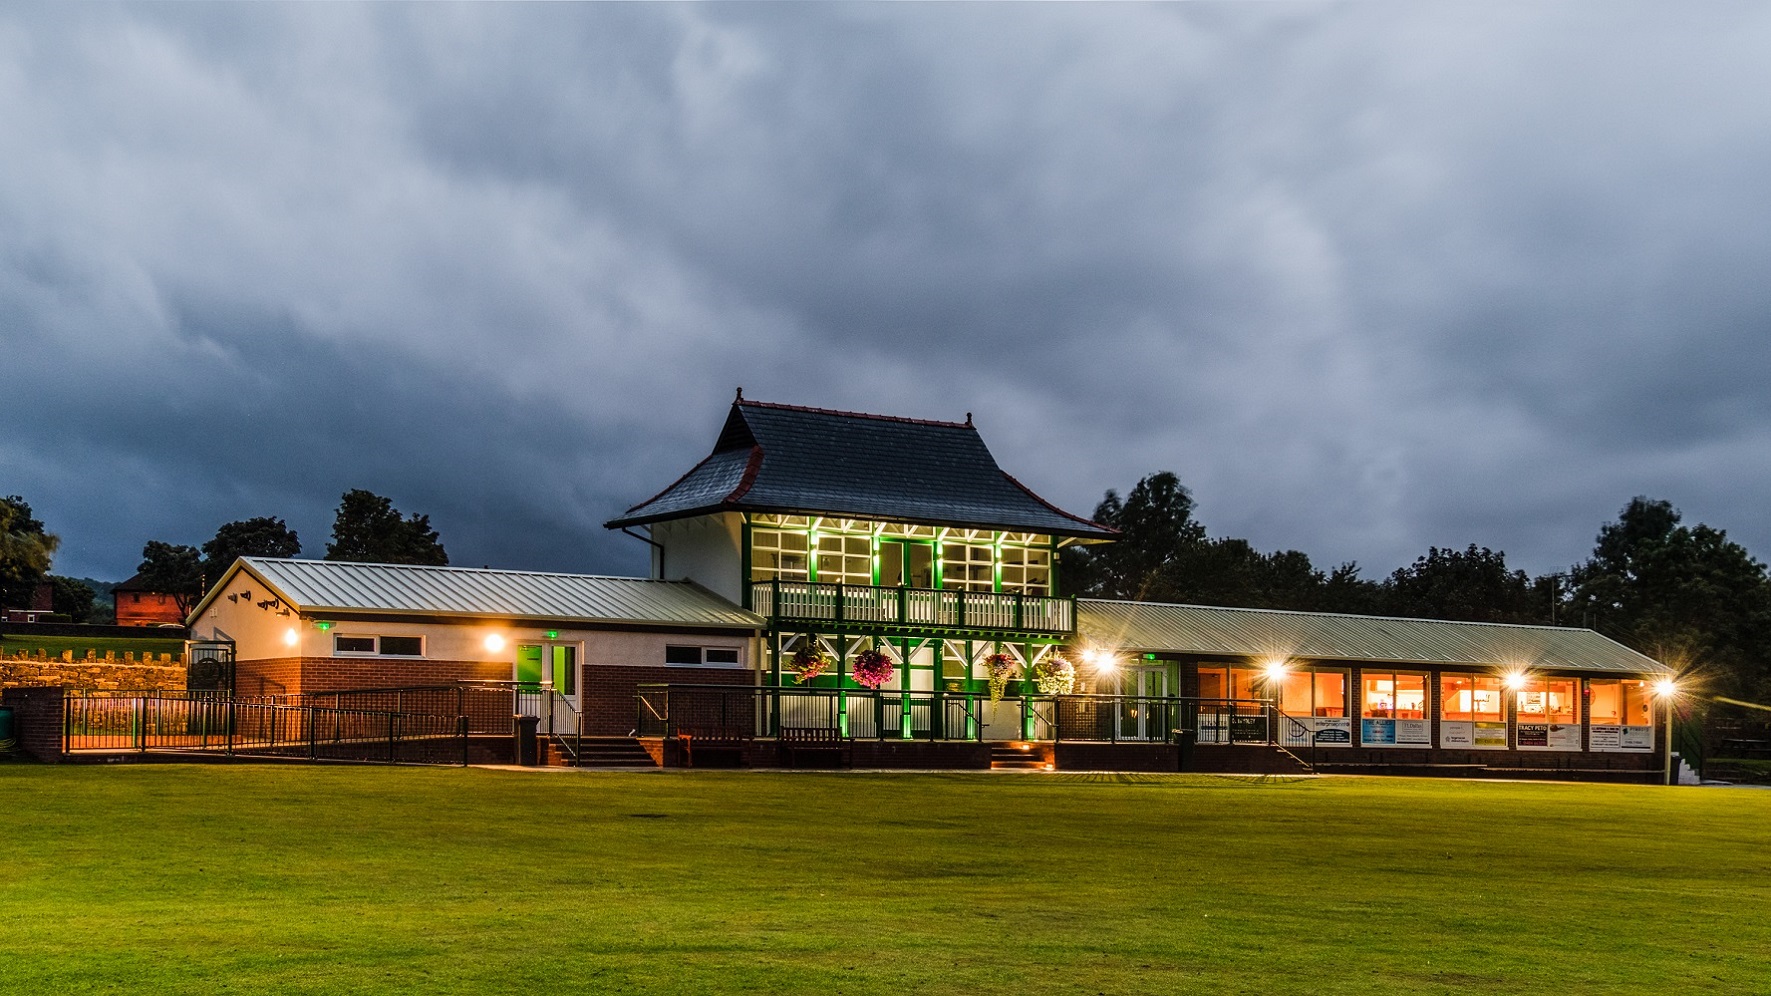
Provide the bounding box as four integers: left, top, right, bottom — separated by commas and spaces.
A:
1077, 599, 1668, 674
230, 558, 764, 629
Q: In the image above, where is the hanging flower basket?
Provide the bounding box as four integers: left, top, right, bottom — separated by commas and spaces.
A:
851, 648, 895, 689
786, 645, 835, 684
1029, 655, 1077, 695
983, 652, 1019, 703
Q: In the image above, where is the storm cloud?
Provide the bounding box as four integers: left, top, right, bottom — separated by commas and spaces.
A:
4, 3, 1770, 583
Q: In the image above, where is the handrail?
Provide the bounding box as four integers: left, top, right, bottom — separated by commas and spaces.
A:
751, 579, 1076, 634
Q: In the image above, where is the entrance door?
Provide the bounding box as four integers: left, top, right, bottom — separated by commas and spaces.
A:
515, 643, 579, 719
1119, 666, 1170, 741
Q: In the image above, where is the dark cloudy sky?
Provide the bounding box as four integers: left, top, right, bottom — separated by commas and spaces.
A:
6, 3, 1770, 584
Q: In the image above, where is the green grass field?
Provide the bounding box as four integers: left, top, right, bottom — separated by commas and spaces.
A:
0, 634, 185, 660
1, 767, 1766, 995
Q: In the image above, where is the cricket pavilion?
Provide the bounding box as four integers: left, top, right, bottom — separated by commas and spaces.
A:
168, 394, 1675, 779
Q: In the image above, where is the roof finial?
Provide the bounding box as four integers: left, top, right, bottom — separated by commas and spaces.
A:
735, 386, 744, 402
965, 411, 973, 427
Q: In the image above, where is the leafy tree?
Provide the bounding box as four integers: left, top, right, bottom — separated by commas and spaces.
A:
325, 490, 448, 566
202, 516, 301, 582
47, 575, 97, 622
1384, 544, 1544, 624
1566, 498, 1771, 696
0, 495, 59, 609
1064, 472, 1204, 599
136, 541, 204, 615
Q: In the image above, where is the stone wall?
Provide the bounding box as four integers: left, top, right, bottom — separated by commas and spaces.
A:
2, 686, 65, 763
1, 654, 186, 691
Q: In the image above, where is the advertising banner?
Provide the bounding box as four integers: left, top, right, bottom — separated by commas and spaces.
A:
1440, 720, 1473, 748
1591, 724, 1654, 752
1395, 719, 1430, 746
1472, 722, 1508, 749
1312, 717, 1351, 745
1517, 723, 1549, 748
1361, 718, 1396, 745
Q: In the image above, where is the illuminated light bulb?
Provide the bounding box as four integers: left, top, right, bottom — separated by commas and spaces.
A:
1654, 678, 1678, 698
282, 628, 298, 647
1504, 672, 1528, 691
485, 634, 506, 652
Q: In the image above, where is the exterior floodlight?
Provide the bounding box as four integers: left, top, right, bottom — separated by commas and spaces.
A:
1262, 659, 1288, 682
484, 634, 507, 653
282, 628, 298, 647
1654, 678, 1678, 698
1081, 648, 1118, 672
1503, 671, 1528, 691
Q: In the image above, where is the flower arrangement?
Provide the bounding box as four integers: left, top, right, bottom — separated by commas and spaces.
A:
983, 652, 1019, 703
851, 648, 895, 689
786, 644, 835, 684
1029, 655, 1077, 695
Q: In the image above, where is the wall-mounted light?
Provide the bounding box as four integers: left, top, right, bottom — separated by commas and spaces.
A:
1262, 658, 1289, 682
315, 621, 332, 631
1080, 647, 1119, 673
1504, 671, 1529, 691
544, 630, 559, 640
484, 634, 506, 652
1653, 678, 1679, 698
282, 628, 298, 647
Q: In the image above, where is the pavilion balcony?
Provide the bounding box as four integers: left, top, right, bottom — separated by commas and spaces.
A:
751, 579, 1075, 636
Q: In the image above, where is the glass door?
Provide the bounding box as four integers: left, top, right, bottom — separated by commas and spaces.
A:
514, 643, 579, 718
1119, 665, 1169, 740
879, 540, 935, 589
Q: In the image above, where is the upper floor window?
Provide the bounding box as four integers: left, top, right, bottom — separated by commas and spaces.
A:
752, 529, 808, 582
815, 534, 872, 585
999, 546, 1051, 594
942, 544, 994, 592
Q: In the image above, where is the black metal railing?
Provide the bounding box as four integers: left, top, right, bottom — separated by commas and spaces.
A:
636, 684, 1276, 745
752, 580, 1075, 634
62, 691, 467, 765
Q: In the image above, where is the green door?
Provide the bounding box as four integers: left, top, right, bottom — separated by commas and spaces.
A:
548, 645, 577, 698
516, 644, 544, 685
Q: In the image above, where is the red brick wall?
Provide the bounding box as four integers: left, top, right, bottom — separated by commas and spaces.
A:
582, 665, 755, 737
233, 656, 510, 696
2, 685, 65, 763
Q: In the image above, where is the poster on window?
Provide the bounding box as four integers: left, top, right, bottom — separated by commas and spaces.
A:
1473, 722, 1508, 748
1591, 724, 1654, 752
1517, 723, 1549, 748
1395, 719, 1430, 746
1361, 718, 1395, 745
1311, 717, 1351, 745
1440, 721, 1473, 748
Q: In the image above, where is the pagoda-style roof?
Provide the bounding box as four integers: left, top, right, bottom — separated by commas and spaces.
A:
605, 398, 1115, 539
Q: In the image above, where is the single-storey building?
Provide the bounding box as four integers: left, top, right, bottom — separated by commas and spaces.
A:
184, 557, 765, 740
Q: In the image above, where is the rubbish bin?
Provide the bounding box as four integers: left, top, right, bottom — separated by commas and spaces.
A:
0, 705, 15, 756
514, 714, 540, 767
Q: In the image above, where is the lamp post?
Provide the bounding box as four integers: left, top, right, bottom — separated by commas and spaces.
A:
1655, 678, 1679, 785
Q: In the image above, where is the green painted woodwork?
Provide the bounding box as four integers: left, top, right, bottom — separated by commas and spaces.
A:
515, 644, 542, 685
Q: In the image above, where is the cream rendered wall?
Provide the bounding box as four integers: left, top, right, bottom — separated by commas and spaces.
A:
651, 513, 744, 604
187, 569, 308, 662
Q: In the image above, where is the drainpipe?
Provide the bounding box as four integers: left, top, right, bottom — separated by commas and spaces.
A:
621, 527, 665, 579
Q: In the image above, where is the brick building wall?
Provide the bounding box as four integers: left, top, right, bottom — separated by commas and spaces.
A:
2, 685, 66, 763
582, 664, 755, 736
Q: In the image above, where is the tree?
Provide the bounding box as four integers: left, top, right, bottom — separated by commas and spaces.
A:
1566, 497, 1771, 696
136, 541, 204, 615
47, 575, 97, 622
0, 495, 59, 609
1064, 472, 1205, 599
325, 490, 448, 566
202, 516, 301, 582
1383, 544, 1544, 625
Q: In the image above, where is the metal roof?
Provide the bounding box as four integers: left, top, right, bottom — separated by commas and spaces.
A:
606, 398, 1115, 538
190, 558, 764, 630
1077, 599, 1669, 674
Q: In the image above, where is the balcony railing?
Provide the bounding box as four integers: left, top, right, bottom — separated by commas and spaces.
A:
751, 579, 1075, 635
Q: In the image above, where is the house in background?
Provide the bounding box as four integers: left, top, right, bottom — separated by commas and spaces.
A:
113, 572, 187, 627
0, 580, 55, 624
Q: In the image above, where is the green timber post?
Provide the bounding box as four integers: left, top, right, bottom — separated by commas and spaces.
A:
1022, 641, 1036, 740
931, 638, 946, 740
967, 640, 979, 740
1048, 536, 1061, 598
899, 636, 913, 740
836, 632, 848, 737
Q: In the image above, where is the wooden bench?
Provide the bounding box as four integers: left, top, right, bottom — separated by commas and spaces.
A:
676, 726, 751, 768
779, 726, 848, 769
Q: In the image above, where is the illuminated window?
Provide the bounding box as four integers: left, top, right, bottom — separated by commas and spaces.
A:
999, 546, 1052, 595
752, 530, 809, 582
1516, 678, 1579, 724
814, 534, 872, 586
941, 543, 995, 592
1278, 669, 1348, 717
1441, 673, 1505, 722
1362, 672, 1427, 719
1197, 665, 1265, 702
1589, 679, 1654, 726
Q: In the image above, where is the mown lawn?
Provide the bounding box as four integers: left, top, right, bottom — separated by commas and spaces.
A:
0, 766, 1766, 995
0, 634, 185, 660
